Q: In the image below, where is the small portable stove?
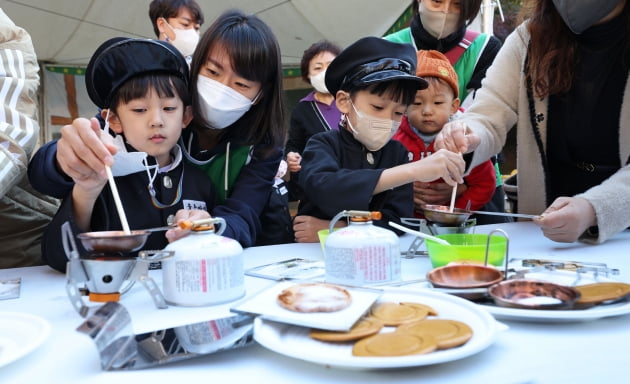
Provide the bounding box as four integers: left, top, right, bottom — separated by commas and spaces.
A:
425, 218, 476, 235
62, 222, 172, 317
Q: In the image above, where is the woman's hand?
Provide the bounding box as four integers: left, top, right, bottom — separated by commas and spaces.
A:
434, 121, 479, 154
165, 209, 212, 242
57, 117, 118, 181
533, 197, 597, 243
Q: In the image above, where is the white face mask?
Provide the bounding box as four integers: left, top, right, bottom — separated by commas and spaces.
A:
163, 18, 199, 58
110, 135, 157, 176
419, 2, 460, 39
102, 111, 158, 177
310, 70, 330, 94
347, 101, 400, 152
197, 76, 257, 129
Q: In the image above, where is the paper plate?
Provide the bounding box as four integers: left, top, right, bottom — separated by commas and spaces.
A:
0, 312, 51, 367
253, 288, 502, 369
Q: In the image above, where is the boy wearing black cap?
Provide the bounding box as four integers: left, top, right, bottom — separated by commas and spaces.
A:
393, 50, 496, 219
41, 38, 216, 272
293, 37, 465, 242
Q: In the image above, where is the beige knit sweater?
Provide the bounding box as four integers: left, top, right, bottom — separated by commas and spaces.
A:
461, 23, 630, 244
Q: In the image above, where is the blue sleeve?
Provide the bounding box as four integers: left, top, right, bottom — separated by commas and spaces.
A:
27, 139, 74, 198
213, 148, 281, 247
299, 134, 383, 217
299, 134, 413, 233
27, 110, 105, 198
372, 148, 414, 234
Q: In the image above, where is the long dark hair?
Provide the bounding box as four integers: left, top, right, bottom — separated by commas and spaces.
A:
189, 9, 286, 159
411, 0, 483, 28
521, 0, 630, 98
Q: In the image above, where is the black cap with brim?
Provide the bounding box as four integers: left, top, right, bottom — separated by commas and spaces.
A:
325, 36, 427, 95
86, 37, 189, 108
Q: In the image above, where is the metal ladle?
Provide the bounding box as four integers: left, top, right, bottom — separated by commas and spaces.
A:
421, 204, 540, 225
76, 221, 196, 254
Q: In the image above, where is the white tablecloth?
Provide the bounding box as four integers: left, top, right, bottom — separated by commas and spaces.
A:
1, 222, 629, 383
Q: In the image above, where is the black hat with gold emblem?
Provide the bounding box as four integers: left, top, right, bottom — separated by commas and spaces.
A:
325, 36, 427, 95
86, 37, 189, 108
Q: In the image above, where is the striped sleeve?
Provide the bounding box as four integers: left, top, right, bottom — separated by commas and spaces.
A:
0, 11, 40, 198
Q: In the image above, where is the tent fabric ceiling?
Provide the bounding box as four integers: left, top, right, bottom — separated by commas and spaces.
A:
1, 0, 410, 68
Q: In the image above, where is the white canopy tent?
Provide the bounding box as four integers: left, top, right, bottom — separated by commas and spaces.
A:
1, 0, 413, 142
1, 0, 496, 142
1, 0, 411, 67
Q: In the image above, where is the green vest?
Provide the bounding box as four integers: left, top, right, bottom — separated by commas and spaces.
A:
194, 144, 251, 204
384, 28, 489, 100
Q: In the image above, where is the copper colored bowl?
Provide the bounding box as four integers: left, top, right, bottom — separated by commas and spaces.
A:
421, 204, 472, 225
77, 230, 150, 254
488, 279, 581, 310
427, 264, 504, 289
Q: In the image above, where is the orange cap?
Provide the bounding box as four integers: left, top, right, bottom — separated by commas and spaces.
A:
416, 50, 459, 98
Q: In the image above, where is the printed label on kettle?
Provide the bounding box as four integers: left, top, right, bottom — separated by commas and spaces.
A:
325, 245, 400, 285
173, 257, 243, 293
163, 255, 245, 306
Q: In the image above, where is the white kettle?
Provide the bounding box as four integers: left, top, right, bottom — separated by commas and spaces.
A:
324, 210, 401, 286
162, 218, 244, 306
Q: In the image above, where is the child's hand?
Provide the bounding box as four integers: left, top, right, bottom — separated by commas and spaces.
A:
293, 215, 324, 243
413, 181, 449, 206
286, 151, 302, 173
413, 149, 465, 185
293, 215, 347, 243
413, 181, 468, 212
165, 209, 211, 242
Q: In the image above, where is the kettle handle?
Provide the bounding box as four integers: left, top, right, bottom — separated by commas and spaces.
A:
213, 217, 226, 236
182, 217, 227, 235
328, 210, 381, 232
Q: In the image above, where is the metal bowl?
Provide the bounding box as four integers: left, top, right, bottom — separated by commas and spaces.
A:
421, 204, 472, 225
427, 264, 504, 289
488, 279, 581, 310
77, 230, 150, 254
